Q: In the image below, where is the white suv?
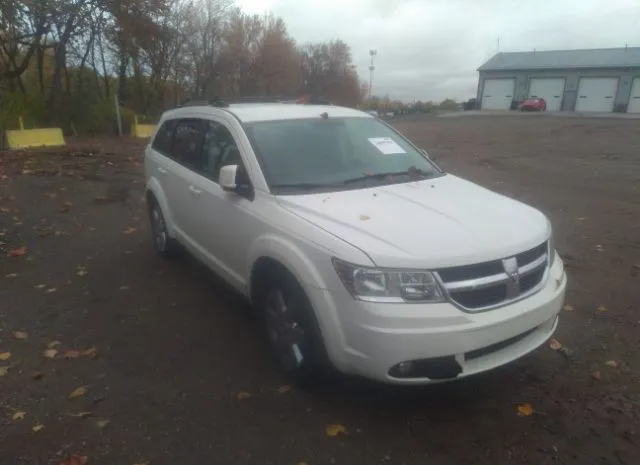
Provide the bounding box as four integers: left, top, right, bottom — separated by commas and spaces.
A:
144, 99, 567, 385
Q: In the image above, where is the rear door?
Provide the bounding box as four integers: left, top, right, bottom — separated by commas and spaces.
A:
147, 119, 179, 224
164, 118, 206, 242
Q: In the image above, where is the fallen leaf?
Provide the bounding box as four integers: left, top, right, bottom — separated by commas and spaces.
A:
591, 371, 601, 380
63, 350, 80, 359
359, 214, 371, 221
12, 411, 26, 420
237, 391, 252, 400
517, 403, 534, 417
605, 360, 618, 368
5, 273, 18, 278
32, 371, 43, 380
76, 267, 88, 277
81, 347, 98, 358
48, 340, 62, 348
59, 454, 88, 465
0, 207, 10, 213
60, 201, 73, 213
70, 412, 93, 418
549, 339, 562, 351
563, 304, 574, 312
35, 284, 47, 289
68, 386, 87, 399
12, 331, 28, 340
43, 349, 58, 359
0, 352, 10, 361
32, 424, 45, 432
7, 246, 27, 257
123, 227, 137, 234
46, 288, 57, 293
276, 385, 293, 394
596, 305, 607, 312
0, 366, 8, 376
95, 419, 110, 428
326, 424, 348, 437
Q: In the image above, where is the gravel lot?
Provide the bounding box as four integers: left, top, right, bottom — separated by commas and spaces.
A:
1, 115, 639, 465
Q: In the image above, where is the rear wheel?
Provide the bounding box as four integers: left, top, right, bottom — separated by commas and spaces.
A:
256, 268, 330, 386
148, 197, 179, 258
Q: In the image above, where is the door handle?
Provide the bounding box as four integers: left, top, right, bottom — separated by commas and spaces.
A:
189, 186, 202, 197
158, 167, 168, 175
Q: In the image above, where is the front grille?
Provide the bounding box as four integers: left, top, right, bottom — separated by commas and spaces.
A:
437, 241, 549, 311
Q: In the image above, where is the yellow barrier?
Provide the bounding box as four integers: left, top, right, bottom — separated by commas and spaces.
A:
5, 117, 65, 149
131, 115, 156, 138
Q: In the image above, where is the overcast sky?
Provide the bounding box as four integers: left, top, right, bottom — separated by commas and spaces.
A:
236, 0, 640, 102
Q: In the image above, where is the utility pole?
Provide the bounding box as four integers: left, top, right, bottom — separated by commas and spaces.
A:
368, 49, 377, 99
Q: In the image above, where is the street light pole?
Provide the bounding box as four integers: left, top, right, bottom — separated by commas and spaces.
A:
368, 49, 377, 99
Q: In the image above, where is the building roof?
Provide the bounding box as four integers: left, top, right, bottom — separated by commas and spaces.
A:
478, 47, 640, 71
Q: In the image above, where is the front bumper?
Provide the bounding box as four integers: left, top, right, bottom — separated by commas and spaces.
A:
308, 255, 566, 384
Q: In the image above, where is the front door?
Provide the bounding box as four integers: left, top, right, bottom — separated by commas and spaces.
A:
179, 118, 258, 292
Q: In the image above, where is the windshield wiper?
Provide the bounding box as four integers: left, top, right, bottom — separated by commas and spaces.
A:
343, 167, 428, 184
271, 182, 339, 191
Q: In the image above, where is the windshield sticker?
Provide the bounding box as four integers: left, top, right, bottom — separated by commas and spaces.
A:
368, 137, 406, 155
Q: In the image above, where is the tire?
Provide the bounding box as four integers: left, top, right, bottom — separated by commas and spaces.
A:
147, 197, 179, 259
256, 268, 331, 386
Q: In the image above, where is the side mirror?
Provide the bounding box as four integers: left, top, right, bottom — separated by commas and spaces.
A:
219, 164, 238, 191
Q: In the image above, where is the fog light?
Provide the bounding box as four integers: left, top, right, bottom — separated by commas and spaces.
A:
395, 361, 414, 375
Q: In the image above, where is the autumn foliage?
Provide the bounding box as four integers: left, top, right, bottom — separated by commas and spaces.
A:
0, 0, 363, 135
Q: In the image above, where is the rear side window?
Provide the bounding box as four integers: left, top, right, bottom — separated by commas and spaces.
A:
172, 119, 204, 169
152, 119, 177, 155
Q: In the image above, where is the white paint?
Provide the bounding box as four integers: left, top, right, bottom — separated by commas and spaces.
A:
145, 102, 567, 385
627, 77, 640, 113
575, 77, 619, 112
528, 78, 565, 111
481, 79, 515, 110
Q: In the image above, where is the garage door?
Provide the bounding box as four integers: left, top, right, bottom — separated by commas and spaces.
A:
481, 79, 515, 110
627, 78, 640, 113
529, 78, 565, 111
575, 77, 618, 112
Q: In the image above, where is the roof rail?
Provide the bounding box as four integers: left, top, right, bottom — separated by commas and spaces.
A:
178, 97, 229, 108
229, 96, 287, 104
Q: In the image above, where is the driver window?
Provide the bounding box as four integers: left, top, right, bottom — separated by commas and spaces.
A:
200, 120, 242, 182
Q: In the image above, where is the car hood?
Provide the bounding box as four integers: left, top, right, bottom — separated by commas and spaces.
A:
276, 174, 550, 269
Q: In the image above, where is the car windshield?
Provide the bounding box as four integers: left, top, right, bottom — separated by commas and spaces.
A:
244, 117, 442, 194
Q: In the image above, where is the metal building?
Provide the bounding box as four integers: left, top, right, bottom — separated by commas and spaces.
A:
476, 47, 640, 113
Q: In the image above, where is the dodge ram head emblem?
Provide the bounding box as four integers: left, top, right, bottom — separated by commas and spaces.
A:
502, 257, 521, 298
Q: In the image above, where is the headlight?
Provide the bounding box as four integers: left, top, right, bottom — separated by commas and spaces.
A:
332, 258, 444, 303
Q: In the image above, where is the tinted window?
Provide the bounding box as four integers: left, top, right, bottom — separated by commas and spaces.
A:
152, 119, 177, 155
245, 117, 440, 192
172, 119, 204, 169
200, 120, 242, 181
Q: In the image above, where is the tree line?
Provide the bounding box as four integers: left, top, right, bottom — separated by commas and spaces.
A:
0, 0, 363, 135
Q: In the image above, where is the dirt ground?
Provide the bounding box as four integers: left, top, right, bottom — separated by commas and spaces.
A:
1, 115, 639, 465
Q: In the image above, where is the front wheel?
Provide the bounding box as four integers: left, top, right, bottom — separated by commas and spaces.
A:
257, 270, 330, 386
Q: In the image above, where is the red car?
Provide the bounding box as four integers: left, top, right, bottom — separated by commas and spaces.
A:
520, 97, 546, 111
